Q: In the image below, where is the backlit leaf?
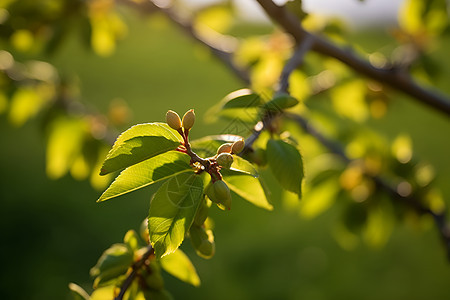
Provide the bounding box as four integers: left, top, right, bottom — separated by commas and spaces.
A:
98, 151, 191, 202
300, 179, 339, 219
46, 117, 88, 179
223, 173, 273, 210
8, 87, 48, 126
205, 89, 263, 123
330, 79, 368, 122
266, 139, 304, 197
160, 249, 201, 287
90, 243, 133, 288
261, 93, 299, 112
149, 173, 204, 258
100, 123, 182, 175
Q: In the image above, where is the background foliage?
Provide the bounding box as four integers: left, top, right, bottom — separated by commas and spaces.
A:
1, 0, 450, 299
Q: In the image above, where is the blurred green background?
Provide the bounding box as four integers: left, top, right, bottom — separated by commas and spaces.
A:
1, 7, 450, 300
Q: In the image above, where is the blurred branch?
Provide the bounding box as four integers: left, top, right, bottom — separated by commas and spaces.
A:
118, 0, 251, 84
256, 0, 450, 117
244, 36, 314, 150
115, 245, 154, 300
285, 112, 450, 259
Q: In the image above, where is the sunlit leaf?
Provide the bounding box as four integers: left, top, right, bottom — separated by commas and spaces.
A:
289, 70, 311, 103
228, 156, 258, 177
90, 12, 127, 56
223, 173, 273, 210
90, 243, 133, 288
149, 173, 204, 258
266, 139, 304, 197
262, 94, 298, 112
330, 79, 368, 122
398, 0, 424, 34
8, 87, 47, 126
98, 151, 192, 202
205, 89, 263, 124
299, 179, 339, 219
90, 285, 115, 300
46, 117, 88, 179
160, 249, 201, 287
362, 200, 394, 248
195, 4, 233, 33
391, 134, 412, 164
10, 29, 34, 52
68, 283, 90, 300
124, 230, 144, 253
100, 123, 182, 175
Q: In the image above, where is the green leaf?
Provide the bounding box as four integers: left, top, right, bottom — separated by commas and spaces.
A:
68, 283, 90, 300
205, 89, 263, 123
299, 179, 339, 219
90, 243, 133, 288
221, 89, 263, 109
98, 151, 192, 202
223, 173, 273, 210
149, 173, 204, 258
160, 249, 201, 287
124, 230, 144, 252
229, 155, 258, 177
261, 93, 299, 112
266, 139, 304, 197
100, 123, 182, 175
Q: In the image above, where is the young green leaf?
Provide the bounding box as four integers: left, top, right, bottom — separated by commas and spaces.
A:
229, 155, 258, 177
160, 249, 201, 287
148, 173, 204, 258
124, 229, 145, 252
98, 151, 192, 202
266, 139, 304, 197
90, 243, 133, 288
205, 89, 263, 123
223, 173, 273, 210
261, 93, 299, 112
100, 123, 182, 175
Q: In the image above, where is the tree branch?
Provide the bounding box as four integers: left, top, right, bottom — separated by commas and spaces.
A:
115, 245, 154, 300
256, 0, 450, 117
285, 112, 450, 258
122, 0, 251, 84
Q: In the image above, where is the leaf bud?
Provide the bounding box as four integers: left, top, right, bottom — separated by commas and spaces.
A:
166, 110, 182, 130
190, 225, 215, 259
216, 143, 233, 155
216, 153, 233, 169
194, 197, 210, 226
231, 139, 245, 154
213, 180, 232, 210
182, 109, 195, 130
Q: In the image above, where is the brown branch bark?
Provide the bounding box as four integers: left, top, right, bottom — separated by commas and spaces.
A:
256, 0, 450, 117
115, 245, 154, 300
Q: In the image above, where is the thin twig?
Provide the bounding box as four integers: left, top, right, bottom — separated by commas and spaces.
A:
256, 0, 450, 117
123, 0, 251, 84
115, 245, 154, 300
277, 35, 314, 95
